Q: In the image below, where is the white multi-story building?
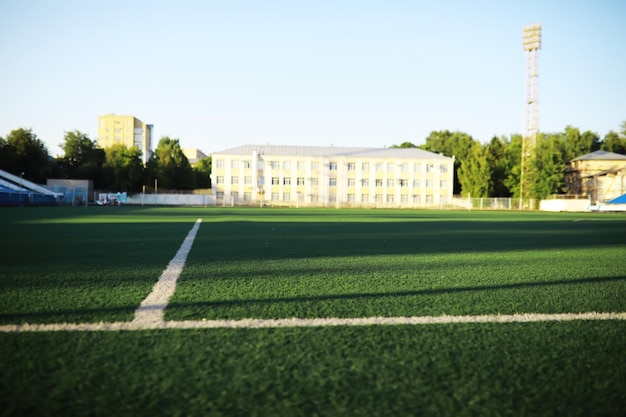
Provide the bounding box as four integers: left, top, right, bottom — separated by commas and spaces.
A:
211, 145, 454, 208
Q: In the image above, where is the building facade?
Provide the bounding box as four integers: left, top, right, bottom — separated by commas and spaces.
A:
97, 114, 153, 164
565, 150, 626, 203
211, 145, 455, 208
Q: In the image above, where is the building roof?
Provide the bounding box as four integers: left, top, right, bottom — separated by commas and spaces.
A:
570, 150, 626, 162
212, 144, 453, 160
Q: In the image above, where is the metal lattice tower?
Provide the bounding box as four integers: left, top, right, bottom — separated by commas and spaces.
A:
521, 23, 541, 200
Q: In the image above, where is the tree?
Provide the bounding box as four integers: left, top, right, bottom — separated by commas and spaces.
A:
151, 137, 195, 190
390, 141, 418, 148
1, 128, 50, 183
534, 133, 567, 199
601, 130, 626, 154
104, 144, 144, 192
457, 142, 490, 198
485, 136, 511, 197
58, 131, 106, 186
193, 156, 212, 188
503, 134, 524, 198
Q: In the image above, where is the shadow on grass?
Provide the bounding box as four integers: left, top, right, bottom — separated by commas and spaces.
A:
2, 276, 623, 324
168, 275, 624, 310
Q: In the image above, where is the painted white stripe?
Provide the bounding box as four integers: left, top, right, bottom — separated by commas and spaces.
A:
131, 218, 202, 326
1, 312, 625, 332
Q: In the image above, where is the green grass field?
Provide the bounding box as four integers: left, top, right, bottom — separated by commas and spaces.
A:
1, 207, 625, 416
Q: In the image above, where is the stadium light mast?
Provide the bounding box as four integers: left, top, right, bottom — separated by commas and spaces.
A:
521, 23, 541, 202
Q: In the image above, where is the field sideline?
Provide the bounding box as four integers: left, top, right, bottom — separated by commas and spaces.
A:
0, 207, 625, 416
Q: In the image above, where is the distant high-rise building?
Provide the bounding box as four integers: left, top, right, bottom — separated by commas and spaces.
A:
97, 114, 153, 164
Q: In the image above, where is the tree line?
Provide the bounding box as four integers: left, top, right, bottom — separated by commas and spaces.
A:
2, 123, 625, 199
392, 123, 626, 199
0, 129, 211, 192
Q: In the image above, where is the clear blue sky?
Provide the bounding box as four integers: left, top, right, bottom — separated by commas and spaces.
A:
1, 0, 624, 157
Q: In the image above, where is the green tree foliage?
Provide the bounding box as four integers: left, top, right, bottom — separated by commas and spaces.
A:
534, 133, 567, 199
0, 128, 50, 183
104, 144, 144, 192
58, 131, 107, 187
193, 156, 212, 188
151, 137, 195, 190
485, 136, 512, 197
390, 141, 418, 148
503, 134, 523, 198
457, 142, 490, 198
601, 131, 626, 154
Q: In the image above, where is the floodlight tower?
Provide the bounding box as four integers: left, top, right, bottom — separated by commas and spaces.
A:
521, 23, 541, 201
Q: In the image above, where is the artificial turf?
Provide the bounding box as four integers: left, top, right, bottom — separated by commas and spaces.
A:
1, 322, 624, 417
0, 206, 625, 416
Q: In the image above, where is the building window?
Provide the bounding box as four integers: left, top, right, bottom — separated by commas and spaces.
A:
231, 160, 239, 169
414, 163, 421, 172
387, 162, 395, 172
399, 179, 408, 187
216, 176, 224, 185
347, 194, 355, 203
329, 161, 337, 170
362, 162, 370, 171
375, 179, 383, 187
270, 161, 279, 169
375, 163, 383, 172
311, 162, 319, 170
270, 192, 279, 201
216, 191, 224, 200
216, 160, 224, 168
243, 160, 252, 169
310, 177, 319, 186
413, 195, 421, 204
413, 179, 420, 188
244, 176, 252, 185
244, 192, 252, 201
401, 195, 408, 203
426, 164, 434, 173
375, 194, 383, 203
425, 195, 434, 204
283, 193, 291, 201
231, 176, 239, 185
362, 178, 370, 186
297, 177, 305, 185
387, 179, 394, 187
329, 194, 337, 202
329, 178, 337, 186
310, 194, 318, 202
297, 161, 305, 170
386, 194, 394, 203
283, 161, 291, 170
258, 176, 265, 186
400, 163, 408, 172
272, 177, 280, 185
426, 180, 434, 188
361, 193, 369, 203
347, 162, 356, 171
440, 180, 447, 188
232, 192, 239, 202
347, 178, 356, 187
283, 177, 291, 185
440, 164, 448, 173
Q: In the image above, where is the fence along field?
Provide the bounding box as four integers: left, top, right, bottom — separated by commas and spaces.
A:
0, 207, 624, 416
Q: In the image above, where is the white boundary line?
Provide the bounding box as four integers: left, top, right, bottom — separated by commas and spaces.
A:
1, 312, 625, 333
1, 218, 625, 333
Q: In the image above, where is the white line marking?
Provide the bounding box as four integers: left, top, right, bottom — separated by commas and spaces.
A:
131, 218, 202, 327
1, 312, 625, 332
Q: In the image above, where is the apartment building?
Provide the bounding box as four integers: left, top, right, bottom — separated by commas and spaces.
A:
97, 114, 153, 164
211, 144, 455, 208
